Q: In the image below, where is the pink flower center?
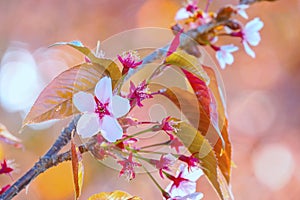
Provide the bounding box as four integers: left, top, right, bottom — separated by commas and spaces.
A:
94, 96, 111, 119
170, 172, 189, 188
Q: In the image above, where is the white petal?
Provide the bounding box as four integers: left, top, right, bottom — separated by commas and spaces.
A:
216, 51, 226, 69
245, 32, 261, 46
175, 8, 190, 21
76, 113, 100, 138
238, 10, 248, 19
170, 181, 196, 197
94, 76, 112, 103
100, 115, 123, 142
237, 4, 249, 10
182, 167, 204, 181
224, 52, 234, 65
243, 41, 256, 58
73, 92, 95, 112
221, 45, 239, 53
165, 182, 173, 194
111, 95, 130, 118
245, 18, 264, 32
179, 192, 204, 200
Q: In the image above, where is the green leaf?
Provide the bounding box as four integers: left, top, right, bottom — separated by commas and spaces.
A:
23, 63, 107, 126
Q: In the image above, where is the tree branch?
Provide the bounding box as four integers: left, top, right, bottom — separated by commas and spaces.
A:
0, 116, 80, 200
240, 0, 277, 4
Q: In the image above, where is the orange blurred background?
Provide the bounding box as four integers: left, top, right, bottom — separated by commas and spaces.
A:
0, 0, 299, 199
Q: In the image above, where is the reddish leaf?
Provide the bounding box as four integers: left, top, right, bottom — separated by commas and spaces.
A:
150, 84, 233, 200
164, 52, 232, 184
203, 66, 232, 184
23, 63, 107, 126
71, 140, 84, 199
0, 123, 22, 148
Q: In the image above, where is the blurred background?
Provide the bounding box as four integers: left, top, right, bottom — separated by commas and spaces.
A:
0, 0, 299, 199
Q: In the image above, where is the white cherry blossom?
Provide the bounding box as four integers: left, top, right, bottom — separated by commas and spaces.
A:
235, 4, 249, 19
215, 45, 239, 69
73, 77, 130, 142
242, 18, 264, 58
165, 164, 203, 198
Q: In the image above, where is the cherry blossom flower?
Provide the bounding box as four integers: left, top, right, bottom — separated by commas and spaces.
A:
118, 51, 142, 74
115, 134, 138, 150
178, 155, 199, 171
170, 137, 184, 153
235, 4, 249, 19
0, 184, 10, 195
229, 18, 264, 58
150, 154, 176, 178
127, 80, 153, 107
170, 192, 204, 200
153, 116, 179, 140
73, 77, 130, 142
175, 0, 198, 21
117, 153, 141, 180
212, 44, 239, 69
0, 159, 14, 176
241, 18, 264, 58
88, 135, 117, 160
175, 8, 191, 21
161, 117, 178, 134
165, 164, 203, 198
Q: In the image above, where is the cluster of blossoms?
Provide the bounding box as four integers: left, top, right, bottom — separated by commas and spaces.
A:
73, 51, 205, 199
174, 0, 264, 69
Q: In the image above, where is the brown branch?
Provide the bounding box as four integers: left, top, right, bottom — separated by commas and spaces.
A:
240, 0, 277, 4
0, 1, 280, 198
0, 116, 81, 200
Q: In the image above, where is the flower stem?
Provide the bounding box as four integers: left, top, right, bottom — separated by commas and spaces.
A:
140, 140, 170, 149
114, 128, 153, 145
205, 0, 213, 12
142, 166, 170, 199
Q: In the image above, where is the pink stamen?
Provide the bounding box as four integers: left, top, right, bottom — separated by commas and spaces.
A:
94, 96, 111, 119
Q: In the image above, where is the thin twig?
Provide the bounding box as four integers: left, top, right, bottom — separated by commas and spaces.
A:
0, 116, 80, 200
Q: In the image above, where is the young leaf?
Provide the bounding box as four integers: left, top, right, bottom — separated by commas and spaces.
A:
175, 121, 233, 200
51, 41, 121, 87
163, 51, 232, 183
167, 85, 231, 183
150, 84, 233, 199
71, 140, 84, 199
88, 190, 142, 200
0, 123, 22, 148
203, 66, 232, 183
164, 51, 210, 84
23, 63, 107, 126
